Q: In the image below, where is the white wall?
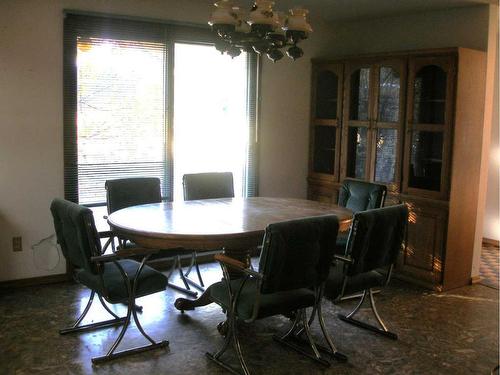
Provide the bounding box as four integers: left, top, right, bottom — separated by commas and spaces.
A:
0, 0, 336, 281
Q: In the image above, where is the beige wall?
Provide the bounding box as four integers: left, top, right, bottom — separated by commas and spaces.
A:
326, 5, 489, 55
483, 33, 499, 242
0, 0, 336, 281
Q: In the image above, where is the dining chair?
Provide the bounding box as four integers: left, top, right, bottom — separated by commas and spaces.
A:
50, 198, 169, 363
206, 215, 347, 375
181, 172, 235, 291
182, 172, 234, 201
336, 179, 387, 254
105, 177, 199, 297
324, 204, 408, 340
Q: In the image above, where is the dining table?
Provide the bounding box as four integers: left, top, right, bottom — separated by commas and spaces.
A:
107, 197, 353, 312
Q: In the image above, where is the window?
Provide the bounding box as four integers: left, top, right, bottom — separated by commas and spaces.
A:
63, 14, 258, 205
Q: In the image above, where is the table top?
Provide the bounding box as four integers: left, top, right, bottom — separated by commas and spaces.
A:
107, 197, 352, 250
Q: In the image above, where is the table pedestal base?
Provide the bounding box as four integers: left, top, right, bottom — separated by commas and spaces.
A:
174, 247, 252, 312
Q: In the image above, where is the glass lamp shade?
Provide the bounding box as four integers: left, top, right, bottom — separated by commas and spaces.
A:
248, 0, 275, 26
209, 0, 238, 26
284, 8, 313, 33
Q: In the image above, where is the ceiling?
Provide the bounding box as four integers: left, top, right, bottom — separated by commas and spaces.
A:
236, 0, 494, 22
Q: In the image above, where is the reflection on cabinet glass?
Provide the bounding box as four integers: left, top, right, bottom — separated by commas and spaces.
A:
413, 65, 447, 124
346, 127, 368, 178
409, 131, 443, 191
312, 126, 336, 174
349, 68, 370, 121
374, 128, 397, 183
378, 67, 400, 122
315, 71, 338, 119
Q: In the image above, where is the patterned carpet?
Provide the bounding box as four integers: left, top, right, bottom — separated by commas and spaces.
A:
480, 242, 499, 290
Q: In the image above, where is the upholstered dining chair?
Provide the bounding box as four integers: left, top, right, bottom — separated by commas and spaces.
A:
105, 177, 200, 297
182, 172, 235, 291
50, 198, 168, 363
324, 204, 408, 340
206, 215, 347, 375
336, 179, 387, 254
182, 172, 234, 201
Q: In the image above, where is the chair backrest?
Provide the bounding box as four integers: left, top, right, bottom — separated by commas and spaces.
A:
257, 215, 339, 294
50, 198, 101, 274
105, 177, 161, 214
344, 204, 408, 277
338, 179, 387, 213
182, 172, 234, 201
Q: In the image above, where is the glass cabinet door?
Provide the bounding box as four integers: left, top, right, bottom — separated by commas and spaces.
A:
372, 63, 405, 190
341, 64, 372, 181
309, 64, 343, 181
342, 60, 405, 190
403, 56, 454, 199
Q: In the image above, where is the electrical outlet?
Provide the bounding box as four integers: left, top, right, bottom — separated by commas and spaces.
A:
12, 236, 22, 252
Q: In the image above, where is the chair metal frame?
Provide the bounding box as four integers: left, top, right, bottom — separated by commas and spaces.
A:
331, 214, 407, 340
104, 177, 202, 297
57, 209, 169, 364
206, 254, 347, 375
181, 172, 236, 292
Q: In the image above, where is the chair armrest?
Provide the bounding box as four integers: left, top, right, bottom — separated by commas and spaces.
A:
91, 253, 121, 263
334, 254, 354, 264
214, 254, 264, 279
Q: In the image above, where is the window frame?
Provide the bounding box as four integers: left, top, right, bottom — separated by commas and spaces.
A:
63, 12, 259, 206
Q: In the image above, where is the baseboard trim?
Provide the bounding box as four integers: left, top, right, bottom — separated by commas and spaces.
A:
0, 273, 70, 290
482, 238, 499, 248
470, 275, 482, 284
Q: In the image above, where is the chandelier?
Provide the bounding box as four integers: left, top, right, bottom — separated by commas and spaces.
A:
208, 0, 313, 62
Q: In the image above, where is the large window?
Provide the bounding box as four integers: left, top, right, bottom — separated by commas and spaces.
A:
63, 14, 258, 205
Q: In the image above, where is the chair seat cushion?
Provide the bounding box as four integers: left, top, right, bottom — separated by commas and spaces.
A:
324, 265, 386, 300
76, 259, 168, 303
210, 277, 316, 321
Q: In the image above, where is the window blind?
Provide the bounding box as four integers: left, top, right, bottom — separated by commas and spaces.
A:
63, 13, 258, 205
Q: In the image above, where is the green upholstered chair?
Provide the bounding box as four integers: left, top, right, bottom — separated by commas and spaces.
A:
336, 179, 387, 254
207, 215, 347, 375
105, 177, 201, 297
324, 204, 408, 340
50, 198, 168, 363
182, 172, 234, 201
182, 172, 235, 291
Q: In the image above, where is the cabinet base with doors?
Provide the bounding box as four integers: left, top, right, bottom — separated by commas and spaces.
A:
308, 48, 487, 291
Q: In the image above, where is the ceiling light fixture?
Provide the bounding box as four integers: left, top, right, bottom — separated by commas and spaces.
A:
208, 0, 312, 62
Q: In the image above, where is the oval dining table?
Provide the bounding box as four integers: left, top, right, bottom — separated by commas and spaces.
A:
107, 197, 353, 312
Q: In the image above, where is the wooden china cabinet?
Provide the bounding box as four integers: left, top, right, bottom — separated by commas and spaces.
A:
308, 48, 487, 291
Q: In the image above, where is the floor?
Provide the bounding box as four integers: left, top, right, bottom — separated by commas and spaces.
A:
0, 262, 498, 375
480, 242, 499, 290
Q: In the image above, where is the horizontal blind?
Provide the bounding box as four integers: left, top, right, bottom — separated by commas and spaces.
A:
245, 52, 259, 197
63, 13, 259, 205
64, 14, 168, 204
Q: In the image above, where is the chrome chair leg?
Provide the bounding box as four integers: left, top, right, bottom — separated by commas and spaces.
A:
166, 255, 198, 297
206, 313, 250, 375
338, 288, 397, 340
59, 290, 126, 335
183, 252, 205, 292
273, 309, 331, 367
92, 257, 169, 364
